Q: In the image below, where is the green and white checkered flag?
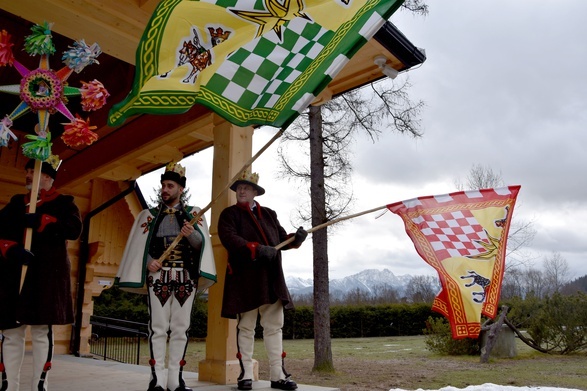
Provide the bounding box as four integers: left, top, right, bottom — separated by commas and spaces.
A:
108, 0, 404, 128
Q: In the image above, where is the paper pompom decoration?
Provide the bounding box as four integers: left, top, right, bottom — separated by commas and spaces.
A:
0, 22, 109, 159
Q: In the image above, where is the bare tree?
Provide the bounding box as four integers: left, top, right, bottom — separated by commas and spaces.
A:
525, 267, 546, 298
274, 0, 428, 371
404, 275, 438, 303
501, 255, 572, 300
341, 288, 373, 306
279, 80, 424, 224
278, 77, 424, 372
453, 163, 504, 191
371, 285, 401, 304
401, 0, 429, 16
500, 266, 524, 299
543, 252, 570, 296
307, 105, 334, 372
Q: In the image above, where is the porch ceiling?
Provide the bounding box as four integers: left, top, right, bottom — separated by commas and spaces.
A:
0, 1, 425, 189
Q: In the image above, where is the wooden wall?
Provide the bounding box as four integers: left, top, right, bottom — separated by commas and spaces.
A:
0, 134, 136, 355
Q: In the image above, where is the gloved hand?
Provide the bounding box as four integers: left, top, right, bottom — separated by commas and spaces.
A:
6, 244, 34, 265
291, 226, 308, 247
257, 245, 278, 261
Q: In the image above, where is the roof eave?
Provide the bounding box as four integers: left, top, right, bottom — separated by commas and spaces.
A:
375, 21, 427, 71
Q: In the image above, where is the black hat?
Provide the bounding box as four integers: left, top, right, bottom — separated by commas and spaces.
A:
25, 156, 60, 179
160, 162, 186, 187
230, 170, 265, 195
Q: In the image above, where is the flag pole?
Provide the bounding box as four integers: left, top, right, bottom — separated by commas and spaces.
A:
157, 127, 285, 262
274, 204, 389, 250
20, 158, 43, 293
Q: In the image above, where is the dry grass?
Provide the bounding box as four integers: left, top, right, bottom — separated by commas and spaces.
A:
145, 335, 587, 390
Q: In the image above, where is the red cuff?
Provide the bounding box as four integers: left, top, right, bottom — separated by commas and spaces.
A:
38, 214, 57, 232
246, 242, 259, 260
0, 240, 18, 258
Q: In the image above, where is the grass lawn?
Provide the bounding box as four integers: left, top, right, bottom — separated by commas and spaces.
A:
112, 335, 587, 391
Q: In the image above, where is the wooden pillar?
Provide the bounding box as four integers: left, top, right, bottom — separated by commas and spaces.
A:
198, 119, 256, 384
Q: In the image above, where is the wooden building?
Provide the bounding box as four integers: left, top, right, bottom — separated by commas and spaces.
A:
0, 0, 425, 385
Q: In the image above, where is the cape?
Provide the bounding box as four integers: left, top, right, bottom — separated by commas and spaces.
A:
115, 205, 216, 294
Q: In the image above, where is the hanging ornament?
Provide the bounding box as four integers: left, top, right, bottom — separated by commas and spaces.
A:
0, 115, 16, 147
21, 130, 53, 161
23, 22, 55, 56
80, 80, 109, 111
0, 21, 109, 158
0, 29, 15, 67
61, 114, 98, 148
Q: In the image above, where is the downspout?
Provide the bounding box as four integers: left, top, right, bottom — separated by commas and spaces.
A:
71, 180, 148, 356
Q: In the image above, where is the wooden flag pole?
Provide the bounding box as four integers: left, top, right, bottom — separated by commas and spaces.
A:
274, 204, 390, 250
20, 158, 43, 293
157, 127, 285, 263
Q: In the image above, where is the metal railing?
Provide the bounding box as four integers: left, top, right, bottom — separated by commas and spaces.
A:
89, 316, 149, 365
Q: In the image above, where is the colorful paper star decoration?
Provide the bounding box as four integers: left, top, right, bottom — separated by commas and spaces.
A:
0, 22, 109, 160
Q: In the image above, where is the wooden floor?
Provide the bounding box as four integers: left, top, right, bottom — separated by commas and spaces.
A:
16, 353, 339, 391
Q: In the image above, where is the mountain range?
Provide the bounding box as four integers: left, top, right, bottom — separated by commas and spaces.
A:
286, 268, 418, 298
286, 269, 587, 299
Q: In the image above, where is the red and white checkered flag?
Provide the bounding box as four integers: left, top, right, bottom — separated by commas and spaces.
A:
388, 186, 521, 339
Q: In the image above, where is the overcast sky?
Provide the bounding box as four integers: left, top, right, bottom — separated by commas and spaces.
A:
138, 0, 587, 281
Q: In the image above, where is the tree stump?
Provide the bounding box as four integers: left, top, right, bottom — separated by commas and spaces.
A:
481, 323, 517, 360
480, 305, 517, 362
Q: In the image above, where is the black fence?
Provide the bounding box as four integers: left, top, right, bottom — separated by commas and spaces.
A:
89, 316, 149, 365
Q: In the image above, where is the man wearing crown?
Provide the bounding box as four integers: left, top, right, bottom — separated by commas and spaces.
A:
0, 156, 83, 391
116, 162, 216, 391
218, 170, 307, 391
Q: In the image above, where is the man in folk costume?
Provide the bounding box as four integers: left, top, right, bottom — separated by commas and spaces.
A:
0, 157, 82, 391
116, 162, 216, 391
218, 170, 307, 391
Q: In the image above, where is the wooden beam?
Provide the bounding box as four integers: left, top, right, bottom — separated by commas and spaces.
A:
0, 0, 150, 64
56, 105, 210, 188
98, 164, 143, 181
136, 145, 184, 165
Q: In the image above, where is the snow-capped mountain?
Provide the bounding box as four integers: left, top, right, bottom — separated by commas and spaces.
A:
286, 268, 416, 298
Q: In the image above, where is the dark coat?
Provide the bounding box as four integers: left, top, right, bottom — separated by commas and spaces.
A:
0, 188, 82, 329
218, 202, 294, 319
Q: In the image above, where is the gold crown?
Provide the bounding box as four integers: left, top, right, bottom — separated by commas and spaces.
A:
45, 154, 61, 171
165, 162, 186, 177
238, 170, 259, 184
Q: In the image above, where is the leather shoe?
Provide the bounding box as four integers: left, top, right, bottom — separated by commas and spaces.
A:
271, 378, 298, 390
237, 379, 253, 390
148, 387, 165, 391
170, 386, 193, 391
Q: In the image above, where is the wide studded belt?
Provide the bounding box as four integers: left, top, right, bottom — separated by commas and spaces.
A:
161, 249, 184, 268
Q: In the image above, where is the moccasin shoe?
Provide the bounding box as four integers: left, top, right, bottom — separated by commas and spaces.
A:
237, 379, 253, 390
270, 378, 298, 390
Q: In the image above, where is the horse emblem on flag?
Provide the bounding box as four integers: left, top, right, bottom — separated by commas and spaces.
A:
175, 27, 232, 84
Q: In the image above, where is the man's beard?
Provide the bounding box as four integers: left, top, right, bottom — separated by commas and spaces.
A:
163, 194, 179, 206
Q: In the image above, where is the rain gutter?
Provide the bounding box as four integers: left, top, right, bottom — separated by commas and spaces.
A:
374, 21, 427, 71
